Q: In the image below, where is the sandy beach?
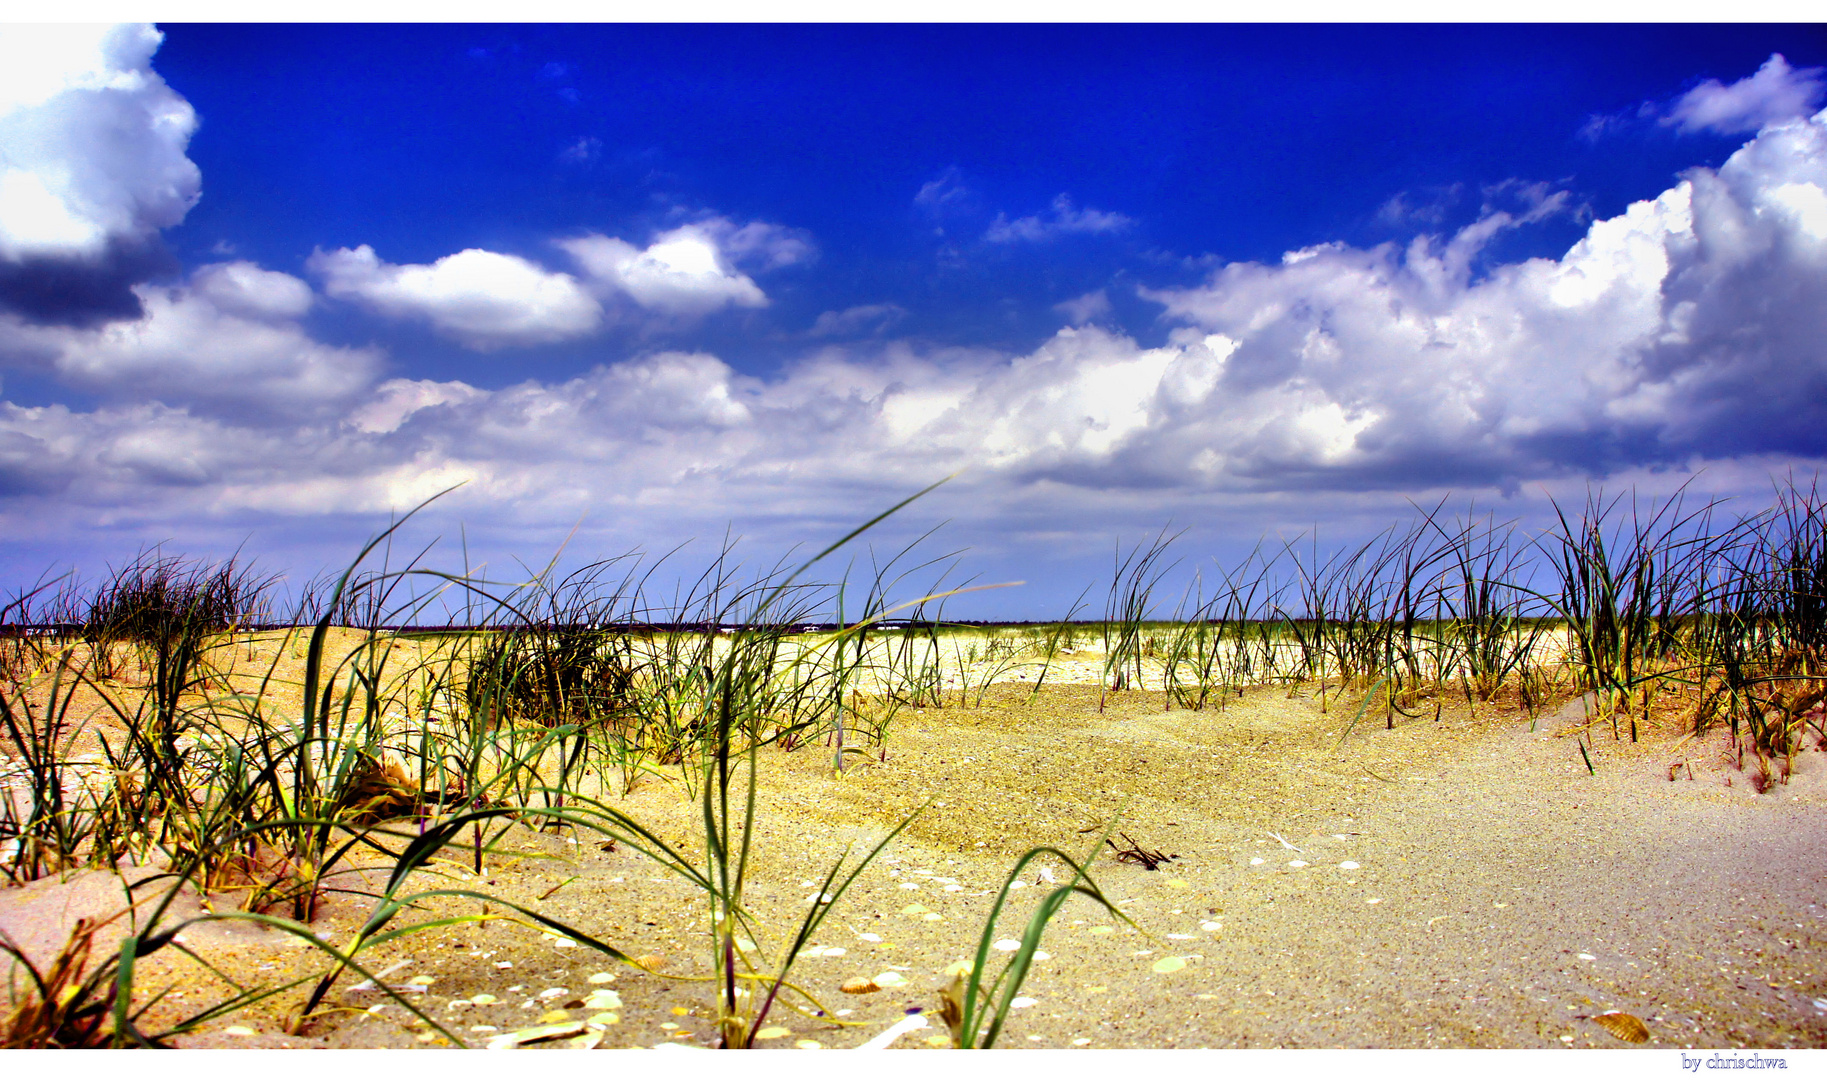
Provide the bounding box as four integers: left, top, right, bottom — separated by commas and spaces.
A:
4, 635, 1823, 1051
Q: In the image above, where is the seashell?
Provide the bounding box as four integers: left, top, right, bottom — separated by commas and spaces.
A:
1592, 1012, 1649, 1043
840, 976, 881, 994
485, 1020, 587, 1049
582, 989, 622, 1011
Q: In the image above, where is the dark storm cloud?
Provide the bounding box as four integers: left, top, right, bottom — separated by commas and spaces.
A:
0, 238, 176, 328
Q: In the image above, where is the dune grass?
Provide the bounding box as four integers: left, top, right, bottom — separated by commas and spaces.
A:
3, 477, 1826, 1045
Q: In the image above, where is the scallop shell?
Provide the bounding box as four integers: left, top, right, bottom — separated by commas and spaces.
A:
1592, 1011, 1649, 1043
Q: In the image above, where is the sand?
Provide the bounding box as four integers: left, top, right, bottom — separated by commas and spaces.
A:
2, 636, 1824, 1050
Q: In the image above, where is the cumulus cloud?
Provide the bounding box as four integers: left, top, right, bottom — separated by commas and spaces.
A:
985, 194, 1132, 244
0, 261, 377, 417
1664, 54, 1826, 136
1137, 108, 1827, 489
558, 220, 787, 316
0, 24, 199, 325
189, 260, 313, 321
8, 97, 1827, 592
309, 245, 603, 349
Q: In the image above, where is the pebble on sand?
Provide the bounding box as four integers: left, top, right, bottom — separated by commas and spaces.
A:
1152, 956, 1187, 974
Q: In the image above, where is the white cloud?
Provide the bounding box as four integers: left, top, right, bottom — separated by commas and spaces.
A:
559, 136, 602, 164
711, 218, 815, 272
190, 260, 314, 321
7, 99, 1827, 598
0, 24, 198, 262
309, 245, 602, 349
1137, 107, 1827, 487
0, 263, 376, 417
347, 377, 484, 435
914, 167, 974, 215
985, 194, 1132, 244
1054, 289, 1112, 325
809, 303, 907, 338
559, 223, 771, 316
1665, 54, 1826, 136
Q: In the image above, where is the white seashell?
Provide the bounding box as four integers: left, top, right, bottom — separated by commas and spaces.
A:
582, 989, 622, 1011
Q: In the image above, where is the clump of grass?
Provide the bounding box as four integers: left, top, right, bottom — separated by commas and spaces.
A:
939, 833, 1135, 1048
1101, 527, 1182, 708
1536, 485, 1720, 736
1, 915, 120, 1047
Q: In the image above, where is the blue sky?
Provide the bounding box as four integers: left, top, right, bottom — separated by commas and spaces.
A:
3, 23, 1827, 617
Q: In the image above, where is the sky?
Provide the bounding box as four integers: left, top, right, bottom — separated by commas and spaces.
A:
2, 22, 1827, 619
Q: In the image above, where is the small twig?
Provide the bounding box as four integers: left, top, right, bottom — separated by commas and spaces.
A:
1107, 832, 1178, 871
537, 875, 578, 901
